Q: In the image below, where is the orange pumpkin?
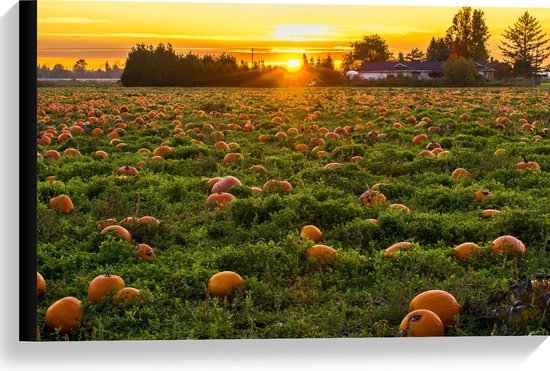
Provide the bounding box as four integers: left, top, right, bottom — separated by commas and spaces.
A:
482, 209, 502, 218
114, 287, 145, 305
95, 219, 116, 232
44, 150, 61, 160
118, 165, 139, 176
306, 245, 337, 265
492, 235, 525, 256
37, 272, 46, 299
409, 290, 460, 327
359, 190, 386, 206
48, 195, 75, 214
101, 225, 132, 243
301, 225, 323, 242
412, 134, 428, 145
211, 176, 242, 193
474, 190, 493, 201
208, 271, 245, 298
138, 216, 160, 225
384, 241, 413, 257
453, 242, 482, 260
263, 179, 292, 192
205, 192, 236, 210
120, 216, 140, 226
223, 153, 243, 164
87, 271, 125, 303
214, 141, 230, 150
451, 168, 471, 179
250, 165, 267, 174
135, 243, 155, 261
94, 150, 109, 159
45, 297, 83, 334
153, 145, 172, 157
398, 309, 444, 337
387, 204, 411, 213
517, 158, 541, 171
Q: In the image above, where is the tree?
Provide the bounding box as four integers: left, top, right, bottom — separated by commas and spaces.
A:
426, 37, 451, 61
342, 34, 391, 71
499, 12, 550, 76
319, 55, 335, 70
406, 48, 425, 62
397, 52, 405, 62
442, 56, 482, 86
445, 7, 490, 60
104, 61, 112, 78
73, 59, 87, 77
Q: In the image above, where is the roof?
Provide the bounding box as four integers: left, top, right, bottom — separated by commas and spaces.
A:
358, 60, 494, 72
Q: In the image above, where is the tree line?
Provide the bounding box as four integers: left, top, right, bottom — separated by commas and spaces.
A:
37, 60, 124, 79
342, 8, 549, 79
119, 43, 341, 87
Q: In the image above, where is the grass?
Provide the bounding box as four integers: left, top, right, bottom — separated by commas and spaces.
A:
36, 86, 550, 340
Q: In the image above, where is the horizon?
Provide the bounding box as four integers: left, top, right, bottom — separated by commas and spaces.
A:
38, 2, 550, 70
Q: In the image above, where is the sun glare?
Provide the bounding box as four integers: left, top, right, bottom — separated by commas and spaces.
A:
285, 59, 302, 71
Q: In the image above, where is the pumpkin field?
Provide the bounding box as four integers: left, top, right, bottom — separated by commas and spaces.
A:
36, 87, 550, 340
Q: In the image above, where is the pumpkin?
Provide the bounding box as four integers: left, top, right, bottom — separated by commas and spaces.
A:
301, 225, 323, 242
398, 309, 444, 337
153, 145, 172, 157
37, 272, 46, 299
306, 245, 337, 265
223, 152, 243, 164
138, 216, 160, 225
48, 195, 75, 214
250, 165, 267, 174
120, 216, 140, 226
211, 176, 242, 193
45, 297, 83, 335
384, 241, 412, 257
409, 290, 460, 327
453, 242, 482, 260
101, 225, 132, 243
459, 113, 471, 121
87, 270, 125, 303
207, 177, 223, 188
258, 134, 271, 142
135, 243, 155, 261
114, 287, 145, 305
359, 189, 386, 206
365, 218, 378, 224
263, 179, 292, 192
387, 204, 411, 213
350, 155, 363, 162
44, 150, 61, 160
86, 215, 112, 231
94, 150, 109, 159
492, 235, 525, 256
118, 165, 139, 176
517, 156, 540, 171
494, 149, 506, 155
451, 168, 470, 179
208, 271, 245, 298
324, 162, 342, 169
151, 155, 164, 161
250, 186, 262, 193
412, 134, 428, 145
482, 209, 502, 217
205, 192, 236, 210
214, 141, 230, 150
474, 190, 493, 201
37, 135, 51, 146
295, 143, 309, 152
419, 149, 435, 157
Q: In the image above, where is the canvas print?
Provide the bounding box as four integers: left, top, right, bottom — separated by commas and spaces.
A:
34, 0, 550, 341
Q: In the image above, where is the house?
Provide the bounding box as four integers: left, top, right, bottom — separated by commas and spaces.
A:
348, 60, 495, 80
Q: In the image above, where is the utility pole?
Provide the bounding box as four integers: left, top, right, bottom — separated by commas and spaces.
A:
251, 48, 254, 66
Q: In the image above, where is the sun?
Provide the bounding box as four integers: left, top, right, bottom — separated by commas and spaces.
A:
285, 59, 302, 71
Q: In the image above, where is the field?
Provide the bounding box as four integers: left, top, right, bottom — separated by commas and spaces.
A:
36, 87, 550, 340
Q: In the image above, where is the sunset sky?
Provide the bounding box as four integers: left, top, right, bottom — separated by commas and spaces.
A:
37, 1, 550, 70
